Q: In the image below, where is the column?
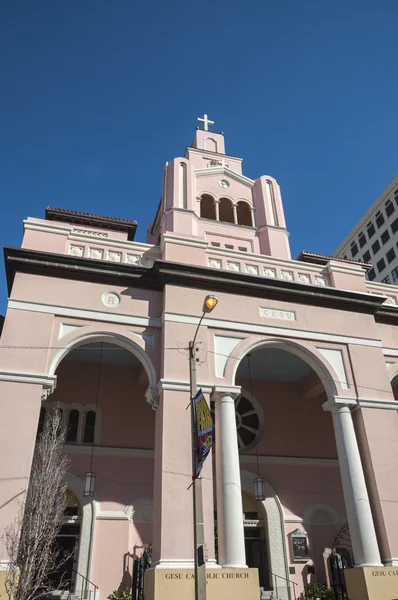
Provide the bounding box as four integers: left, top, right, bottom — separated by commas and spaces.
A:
212, 387, 247, 568
215, 200, 220, 221
250, 207, 256, 227
232, 204, 238, 224
323, 398, 382, 567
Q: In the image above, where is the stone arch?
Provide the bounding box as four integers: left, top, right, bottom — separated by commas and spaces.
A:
200, 194, 217, 220
224, 337, 341, 401
47, 326, 158, 405
236, 200, 252, 226
219, 197, 234, 223
124, 496, 153, 523
63, 471, 96, 591
240, 470, 289, 600
304, 502, 343, 526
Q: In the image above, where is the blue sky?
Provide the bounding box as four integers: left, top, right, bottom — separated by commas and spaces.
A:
1, 1, 398, 313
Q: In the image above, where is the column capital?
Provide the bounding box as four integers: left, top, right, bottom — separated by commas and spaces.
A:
211, 385, 241, 403
322, 396, 357, 413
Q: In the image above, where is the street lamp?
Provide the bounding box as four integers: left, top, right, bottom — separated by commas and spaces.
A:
189, 294, 218, 600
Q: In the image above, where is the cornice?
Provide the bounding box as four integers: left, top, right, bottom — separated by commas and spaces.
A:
4, 246, 389, 316
194, 166, 254, 187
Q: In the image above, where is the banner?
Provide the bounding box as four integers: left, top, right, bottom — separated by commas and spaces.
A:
193, 389, 213, 478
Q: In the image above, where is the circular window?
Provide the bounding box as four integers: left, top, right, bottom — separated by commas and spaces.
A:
218, 179, 230, 188
235, 393, 262, 452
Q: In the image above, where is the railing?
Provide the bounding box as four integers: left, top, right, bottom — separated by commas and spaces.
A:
70, 570, 98, 600
269, 570, 298, 600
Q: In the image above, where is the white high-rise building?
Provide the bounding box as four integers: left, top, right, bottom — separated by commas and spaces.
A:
334, 175, 398, 283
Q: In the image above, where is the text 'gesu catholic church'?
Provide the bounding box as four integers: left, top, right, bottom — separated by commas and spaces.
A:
1, 117, 398, 600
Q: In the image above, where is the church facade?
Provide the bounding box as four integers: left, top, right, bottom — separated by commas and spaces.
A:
1, 120, 398, 600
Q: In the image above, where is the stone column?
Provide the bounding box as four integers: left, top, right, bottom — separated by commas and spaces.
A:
212, 386, 247, 568
250, 207, 256, 227
323, 398, 382, 567
232, 204, 238, 224
215, 200, 220, 221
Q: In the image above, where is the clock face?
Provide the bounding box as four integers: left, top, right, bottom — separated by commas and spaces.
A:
219, 179, 230, 188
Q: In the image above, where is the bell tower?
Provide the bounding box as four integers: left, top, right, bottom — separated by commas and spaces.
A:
147, 115, 291, 261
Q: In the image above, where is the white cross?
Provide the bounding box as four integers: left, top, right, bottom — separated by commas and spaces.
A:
197, 113, 214, 131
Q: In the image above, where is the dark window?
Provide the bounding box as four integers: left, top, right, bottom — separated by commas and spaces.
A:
367, 222, 376, 238
392, 266, 398, 282
386, 200, 395, 217
83, 411, 96, 444
376, 211, 385, 228
245, 512, 259, 520
358, 233, 366, 248
377, 258, 386, 273
367, 268, 376, 281
350, 242, 359, 257
36, 407, 46, 440
387, 248, 396, 263
395, 189, 398, 206
381, 229, 390, 245
225, 244, 234, 249
372, 240, 381, 254
238, 247, 247, 252
67, 410, 79, 442
382, 275, 391, 284
392, 218, 398, 234
363, 250, 371, 262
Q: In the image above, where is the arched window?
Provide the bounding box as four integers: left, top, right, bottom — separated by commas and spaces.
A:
219, 198, 234, 223
237, 201, 252, 226
83, 411, 96, 444
67, 410, 79, 443
200, 194, 216, 220
36, 407, 46, 440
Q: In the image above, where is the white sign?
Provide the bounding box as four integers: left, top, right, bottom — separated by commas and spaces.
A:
260, 307, 296, 322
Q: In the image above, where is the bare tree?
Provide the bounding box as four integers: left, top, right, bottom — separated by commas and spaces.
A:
4, 407, 70, 600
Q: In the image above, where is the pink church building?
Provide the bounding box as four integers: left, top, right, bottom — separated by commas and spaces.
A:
1, 118, 398, 600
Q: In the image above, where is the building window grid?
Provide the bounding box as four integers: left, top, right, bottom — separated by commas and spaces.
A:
377, 258, 386, 274
386, 200, 395, 217
387, 248, 396, 264
381, 229, 391, 245
392, 266, 398, 282
372, 240, 381, 255
375, 211, 385, 228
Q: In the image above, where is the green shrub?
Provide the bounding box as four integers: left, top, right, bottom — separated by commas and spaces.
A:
107, 590, 132, 600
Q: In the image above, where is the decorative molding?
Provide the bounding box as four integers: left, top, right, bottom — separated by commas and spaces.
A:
151, 559, 195, 569
357, 399, 398, 410
194, 166, 253, 187
96, 511, 128, 521
157, 379, 213, 394
322, 396, 357, 412
0, 370, 57, 392
303, 502, 344, 525
214, 335, 244, 377
317, 348, 349, 390
163, 312, 382, 348
383, 348, 398, 357
58, 323, 84, 340
145, 385, 160, 410
284, 515, 304, 523
8, 299, 161, 328
124, 496, 153, 523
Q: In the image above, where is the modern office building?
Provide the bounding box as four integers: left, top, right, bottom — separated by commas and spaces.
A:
334, 175, 398, 283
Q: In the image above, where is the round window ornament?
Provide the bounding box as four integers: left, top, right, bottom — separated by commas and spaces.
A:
102, 292, 121, 308
218, 179, 230, 188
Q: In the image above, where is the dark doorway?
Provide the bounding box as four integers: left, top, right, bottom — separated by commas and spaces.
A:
50, 523, 80, 591
244, 528, 270, 590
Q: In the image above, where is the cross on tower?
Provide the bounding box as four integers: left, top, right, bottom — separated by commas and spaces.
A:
197, 113, 214, 131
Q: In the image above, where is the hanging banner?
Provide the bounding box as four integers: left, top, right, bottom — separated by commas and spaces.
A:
193, 389, 213, 478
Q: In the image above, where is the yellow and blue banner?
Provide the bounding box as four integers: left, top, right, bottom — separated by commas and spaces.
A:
193, 389, 213, 478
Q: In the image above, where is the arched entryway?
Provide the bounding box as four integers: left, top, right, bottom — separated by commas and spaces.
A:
50, 489, 82, 591
232, 343, 344, 597
36, 334, 157, 596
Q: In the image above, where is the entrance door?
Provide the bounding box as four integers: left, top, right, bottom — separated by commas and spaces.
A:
244, 528, 270, 590
50, 523, 80, 591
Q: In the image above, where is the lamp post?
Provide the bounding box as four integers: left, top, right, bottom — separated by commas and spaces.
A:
189, 294, 218, 600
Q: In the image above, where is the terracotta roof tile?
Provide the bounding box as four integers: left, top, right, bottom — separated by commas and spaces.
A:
297, 250, 372, 269
45, 206, 138, 241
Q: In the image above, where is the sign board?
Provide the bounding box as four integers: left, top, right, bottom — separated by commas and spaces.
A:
291, 529, 308, 562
